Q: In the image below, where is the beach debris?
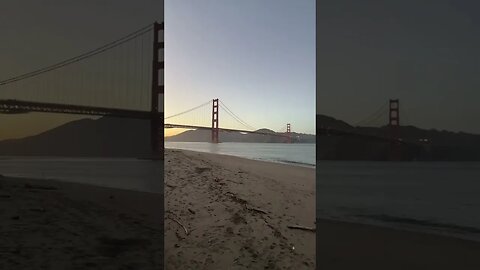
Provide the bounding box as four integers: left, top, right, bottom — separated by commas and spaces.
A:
195, 167, 211, 174
225, 192, 248, 204
287, 225, 316, 232
24, 183, 58, 190
165, 183, 177, 189
168, 216, 189, 235
188, 208, 196, 214
245, 205, 268, 215
166, 211, 190, 235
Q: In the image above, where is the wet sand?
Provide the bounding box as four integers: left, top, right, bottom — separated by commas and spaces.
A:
318, 219, 480, 269
0, 175, 163, 270
164, 149, 316, 269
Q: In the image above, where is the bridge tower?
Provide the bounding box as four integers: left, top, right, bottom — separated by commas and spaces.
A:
389, 99, 400, 127
286, 123, 292, 143
212, 99, 219, 143
151, 21, 164, 156
388, 99, 401, 160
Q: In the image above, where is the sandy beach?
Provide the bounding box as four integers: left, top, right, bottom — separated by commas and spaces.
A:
164, 149, 316, 269
318, 219, 480, 269
0, 175, 163, 269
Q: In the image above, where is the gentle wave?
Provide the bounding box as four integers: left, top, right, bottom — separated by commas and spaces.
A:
272, 159, 315, 168
356, 214, 480, 235
317, 161, 480, 242
165, 142, 315, 168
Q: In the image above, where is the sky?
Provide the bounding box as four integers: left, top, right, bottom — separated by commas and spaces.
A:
0, 0, 163, 140
164, 0, 316, 136
317, 0, 480, 134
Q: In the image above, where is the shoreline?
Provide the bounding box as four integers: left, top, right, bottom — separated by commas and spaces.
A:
164, 146, 316, 168
0, 158, 162, 194
319, 215, 480, 243
0, 174, 162, 195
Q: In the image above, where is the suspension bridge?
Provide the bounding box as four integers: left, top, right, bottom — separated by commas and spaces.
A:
318, 99, 430, 160
165, 98, 294, 143
0, 22, 164, 155
0, 20, 423, 157
318, 99, 404, 141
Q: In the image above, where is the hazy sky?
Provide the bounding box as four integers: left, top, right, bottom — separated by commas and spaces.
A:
0, 0, 163, 140
317, 0, 480, 134
165, 0, 315, 135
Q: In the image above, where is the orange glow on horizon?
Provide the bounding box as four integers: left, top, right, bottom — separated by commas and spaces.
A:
165, 128, 193, 137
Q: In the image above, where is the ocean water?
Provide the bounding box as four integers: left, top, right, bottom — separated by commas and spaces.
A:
165, 142, 315, 168
0, 157, 162, 193
317, 161, 480, 241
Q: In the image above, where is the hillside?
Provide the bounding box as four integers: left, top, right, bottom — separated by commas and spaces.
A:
0, 117, 151, 157
1, 114, 479, 160
165, 128, 315, 143
316, 114, 480, 161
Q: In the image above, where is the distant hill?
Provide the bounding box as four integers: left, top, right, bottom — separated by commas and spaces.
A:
0, 117, 151, 157
316, 114, 480, 161
2, 114, 478, 160
165, 128, 315, 143
0, 117, 314, 157
316, 114, 354, 131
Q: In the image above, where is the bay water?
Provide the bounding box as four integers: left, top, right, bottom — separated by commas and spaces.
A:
165, 142, 316, 168
317, 161, 480, 241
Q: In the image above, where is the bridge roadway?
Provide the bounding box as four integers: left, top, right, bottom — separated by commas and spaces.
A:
0, 99, 160, 119
0, 100, 419, 146
165, 123, 290, 138
0, 100, 288, 139
317, 125, 421, 146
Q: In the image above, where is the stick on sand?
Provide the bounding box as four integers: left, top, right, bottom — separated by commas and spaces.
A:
168, 216, 189, 235
287, 225, 316, 232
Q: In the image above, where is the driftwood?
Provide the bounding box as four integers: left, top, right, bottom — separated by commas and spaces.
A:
167, 216, 189, 235
165, 183, 177, 189
287, 225, 316, 232
246, 205, 268, 215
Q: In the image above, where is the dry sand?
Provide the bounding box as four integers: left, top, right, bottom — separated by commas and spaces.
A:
318, 219, 480, 269
164, 149, 316, 269
0, 175, 163, 270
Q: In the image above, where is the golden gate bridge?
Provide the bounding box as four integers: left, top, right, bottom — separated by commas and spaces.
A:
0, 21, 420, 158
0, 22, 164, 155
165, 98, 294, 143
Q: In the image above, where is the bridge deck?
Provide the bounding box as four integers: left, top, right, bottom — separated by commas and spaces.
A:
0, 99, 161, 119
165, 123, 290, 138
